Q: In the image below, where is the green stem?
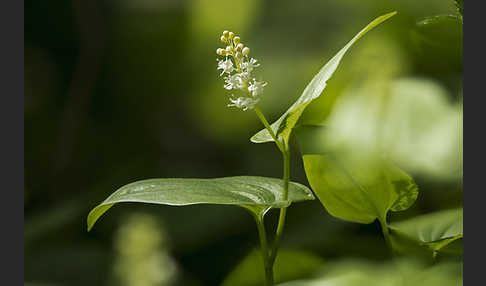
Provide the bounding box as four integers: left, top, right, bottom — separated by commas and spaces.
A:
252, 107, 291, 284
254, 214, 274, 286
269, 149, 290, 265
253, 107, 285, 153
379, 217, 393, 253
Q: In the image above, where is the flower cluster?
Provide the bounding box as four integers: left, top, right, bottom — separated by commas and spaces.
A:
216, 30, 267, 111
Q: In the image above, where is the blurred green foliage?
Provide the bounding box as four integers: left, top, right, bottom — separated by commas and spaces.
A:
25, 0, 462, 285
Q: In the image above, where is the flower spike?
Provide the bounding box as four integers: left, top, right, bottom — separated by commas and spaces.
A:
215, 31, 267, 111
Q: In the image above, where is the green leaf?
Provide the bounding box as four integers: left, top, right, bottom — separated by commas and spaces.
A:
221, 249, 324, 286
87, 176, 314, 231
295, 125, 418, 224
278, 258, 463, 286
250, 11, 397, 145
387, 164, 419, 212
389, 208, 463, 255
417, 14, 462, 27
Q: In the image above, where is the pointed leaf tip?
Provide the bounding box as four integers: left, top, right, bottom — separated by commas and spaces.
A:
250, 11, 397, 145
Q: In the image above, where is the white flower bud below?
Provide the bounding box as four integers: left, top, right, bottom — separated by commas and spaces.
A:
236, 43, 244, 52
216, 48, 224, 55
225, 46, 232, 53
242, 47, 250, 56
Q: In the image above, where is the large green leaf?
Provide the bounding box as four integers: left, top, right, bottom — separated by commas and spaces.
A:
389, 208, 463, 256
87, 176, 314, 231
295, 125, 418, 224
221, 249, 324, 286
250, 11, 397, 145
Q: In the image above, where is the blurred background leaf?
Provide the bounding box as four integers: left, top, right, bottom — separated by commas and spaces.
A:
278, 257, 462, 286
221, 249, 324, 286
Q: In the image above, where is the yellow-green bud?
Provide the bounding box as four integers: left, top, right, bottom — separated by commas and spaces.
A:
216, 48, 224, 55
233, 36, 241, 44
225, 46, 232, 53
236, 43, 244, 52
228, 32, 235, 39
223, 30, 229, 37
220, 35, 227, 43
242, 47, 250, 56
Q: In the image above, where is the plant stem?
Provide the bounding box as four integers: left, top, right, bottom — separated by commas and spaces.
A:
379, 217, 393, 253
254, 214, 274, 286
253, 107, 285, 153
269, 149, 290, 265
252, 107, 291, 284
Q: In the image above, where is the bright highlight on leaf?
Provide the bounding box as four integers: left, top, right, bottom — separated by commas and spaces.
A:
250, 11, 397, 145
87, 176, 314, 231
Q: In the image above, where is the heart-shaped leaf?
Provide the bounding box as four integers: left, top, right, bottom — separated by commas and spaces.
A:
250, 12, 397, 145
221, 249, 324, 286
87, 176, 314, 231
295, 125, 418, 224
389, 208, 463, 256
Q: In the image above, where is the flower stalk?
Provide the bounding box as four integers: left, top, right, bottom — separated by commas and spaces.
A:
216, 30, 292, 285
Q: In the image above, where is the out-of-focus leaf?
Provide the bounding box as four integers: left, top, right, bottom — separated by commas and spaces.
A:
295, 125, 418, 224
250, 12, 397, 145
415, 13, 462, 56
417, 14, 462, 26
278, 258, 462, 286
87, 176, 314, 231
390, 208, 463, 255
317, 78, 462, 180
387, 165, 419, 212
221, 249, 324, 286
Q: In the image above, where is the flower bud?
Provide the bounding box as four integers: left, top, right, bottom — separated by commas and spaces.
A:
228, 32, 235, 39
223, 30, 229, 37
242, 47, 250, 56
225, 46, 232, 53
216, 48, 224, 55
233, 36, 241, 44
236, 43, 244, 52
220, 35, 227, 43
235, 52, 242, 58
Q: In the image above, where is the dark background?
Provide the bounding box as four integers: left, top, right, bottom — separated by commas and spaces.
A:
24, 0, 462, 285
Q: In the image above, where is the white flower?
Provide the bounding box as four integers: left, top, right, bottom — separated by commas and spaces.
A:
215, 32, 268, 111
224, 72, 250, 90
228, 96, 259, 111
224, 73, 244, 90
217, 58, 234, 76
241, 58, 260, 73
247, 79, 267, 97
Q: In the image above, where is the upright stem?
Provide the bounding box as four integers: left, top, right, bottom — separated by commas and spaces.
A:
269, 149, 290, 265
254, 215, 274, 286
253, 107, 291, 285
